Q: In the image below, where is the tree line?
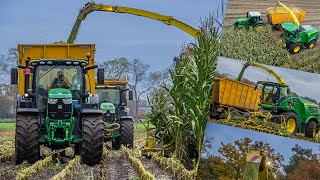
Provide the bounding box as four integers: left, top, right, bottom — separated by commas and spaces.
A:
198, 137, 320, 180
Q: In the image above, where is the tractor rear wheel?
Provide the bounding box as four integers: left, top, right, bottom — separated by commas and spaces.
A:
283, 112, 298, 134
305, 121, 318, 138
81, 116, 104, 166
288, 43, 302, 54
307, 40, 316, 49
119, 120, 134, 148
15, 114, 40, 164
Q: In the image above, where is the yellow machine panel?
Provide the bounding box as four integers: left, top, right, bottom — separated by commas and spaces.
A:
267, 7, 305, 25
211, 78, 262, 111
17, 44, 96, 94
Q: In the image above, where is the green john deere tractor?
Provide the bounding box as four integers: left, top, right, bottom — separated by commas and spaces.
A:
11, 44, 106, 166
95, 81, 134, 150
281, 22, 319, 54
256, 81, 320, 138
233, 12, 265, 32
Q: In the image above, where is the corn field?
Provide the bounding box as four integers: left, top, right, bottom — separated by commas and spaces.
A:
220, 25, 320, 74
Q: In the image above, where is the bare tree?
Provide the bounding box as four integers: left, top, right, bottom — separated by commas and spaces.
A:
100, 57, 130, 79
128, 59, 150, 119
0, 47, 18, 83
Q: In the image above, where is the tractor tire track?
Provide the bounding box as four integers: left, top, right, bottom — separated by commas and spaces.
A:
106, 150, 138, 180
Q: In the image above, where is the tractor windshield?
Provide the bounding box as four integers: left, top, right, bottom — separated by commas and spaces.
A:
35, 65, 83, 110
262, 85, 288, 105
96, 88, 121, 107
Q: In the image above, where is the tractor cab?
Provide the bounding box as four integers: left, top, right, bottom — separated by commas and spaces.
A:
256, 81, 290, 106
247, 12, 263, 25
95, 85, 133, 122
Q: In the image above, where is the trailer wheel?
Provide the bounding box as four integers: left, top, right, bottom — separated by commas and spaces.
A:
15, 114, 40, 164
120, 120, 134, 148
305, 120, 318, 138
81, 116, 104, 166
306, 40, 316, 49
288, 43, 302, 54
283, 112, 298, 134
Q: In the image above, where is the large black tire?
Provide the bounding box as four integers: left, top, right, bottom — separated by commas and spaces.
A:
15, 114, 40, 164
305, 120, 318, 138
81, 116, 104, 166
120, 120, 134, 148
306, 40, 316, 49
283, 112, 298, 134
254, 24, 264, 31
288, 43, 303, 54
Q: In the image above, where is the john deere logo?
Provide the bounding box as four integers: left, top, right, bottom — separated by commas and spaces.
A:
58, 105, 63, 109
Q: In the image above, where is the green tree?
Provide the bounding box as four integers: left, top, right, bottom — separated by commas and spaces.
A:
197, 156, 233, 180
283, 144, 317, 176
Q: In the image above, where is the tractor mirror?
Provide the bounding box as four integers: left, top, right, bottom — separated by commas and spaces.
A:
287, 88, 290, 94
11, 67, 18, 84
129, 90, 133, 100
97, 68, 104, 84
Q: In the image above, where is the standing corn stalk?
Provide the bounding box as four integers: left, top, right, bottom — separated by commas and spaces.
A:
171, 16, 220, 169
148, 15, 220, 171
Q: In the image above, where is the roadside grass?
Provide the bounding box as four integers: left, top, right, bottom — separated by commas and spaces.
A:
0, 118, 16, 123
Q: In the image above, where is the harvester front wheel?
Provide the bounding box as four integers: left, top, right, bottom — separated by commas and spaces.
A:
284, 112, 298, 134
15, 114, 40, 164
307, 40, 316, 49
305, 120, 318, 138
288, 43, 302, 54
81, 116, 104, 166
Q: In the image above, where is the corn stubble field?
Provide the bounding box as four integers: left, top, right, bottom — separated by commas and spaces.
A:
0, 122, 177, 180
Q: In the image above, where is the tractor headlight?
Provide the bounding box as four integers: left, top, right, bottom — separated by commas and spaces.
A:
48, 98, 58, 104
62, 98, 72, 104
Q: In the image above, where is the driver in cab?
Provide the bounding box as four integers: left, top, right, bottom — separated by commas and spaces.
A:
52, 70, 69, 89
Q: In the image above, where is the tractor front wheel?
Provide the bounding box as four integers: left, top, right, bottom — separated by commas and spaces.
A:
307, 40, 316, 49
288, 43, 302, 54
305, 121, 318, 138
15, 114, 40, 164
235, 25, 245, 33
120, 120, 134, 148
283, 112, 298, 134
81, 116, 104, 166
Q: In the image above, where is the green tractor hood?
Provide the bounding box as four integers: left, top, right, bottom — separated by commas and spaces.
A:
48, 88, 72, 99
281, 22, 299, 32
234, 17, 249, 24
100, 102, 116, 111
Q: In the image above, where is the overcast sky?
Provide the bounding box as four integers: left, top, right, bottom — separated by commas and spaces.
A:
0, 0, 226, 72
217, 57, 320, 102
